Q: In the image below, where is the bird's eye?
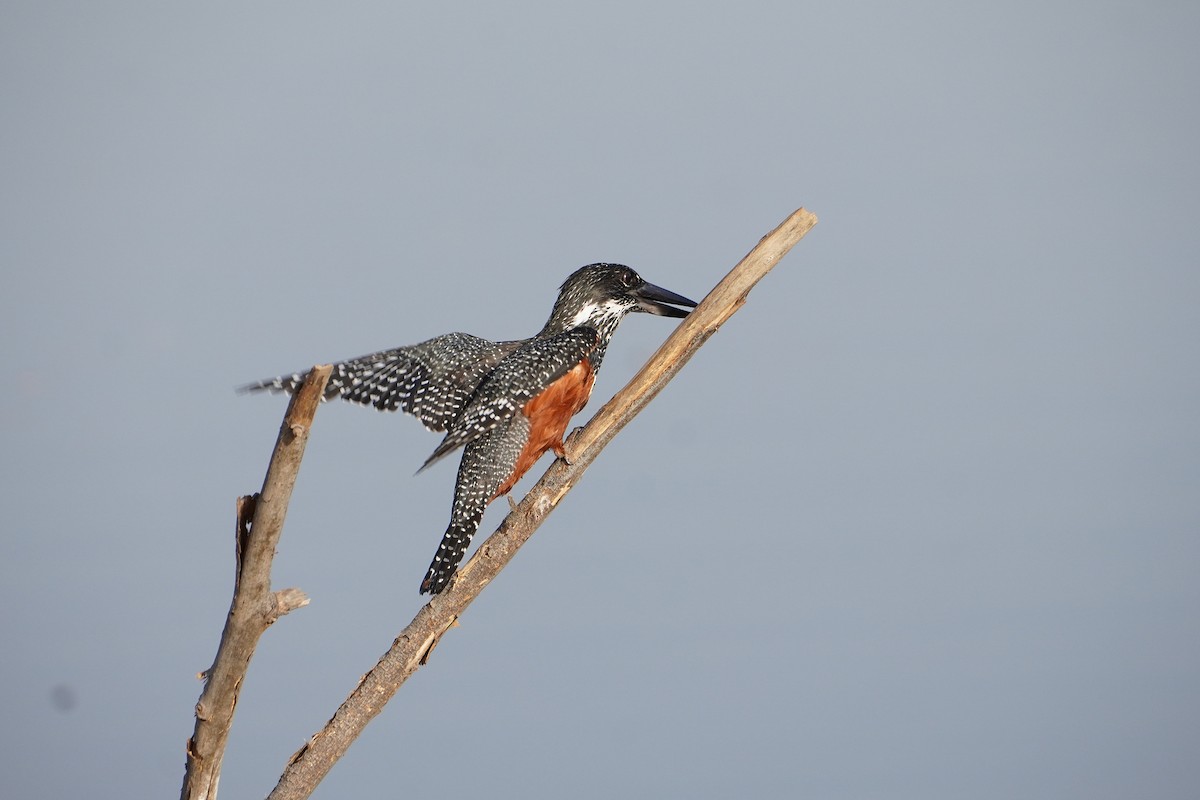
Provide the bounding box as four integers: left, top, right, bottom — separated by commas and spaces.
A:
620, 270, 637, 288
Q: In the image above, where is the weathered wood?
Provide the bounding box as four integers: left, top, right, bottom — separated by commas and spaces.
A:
181, 364, 331, 800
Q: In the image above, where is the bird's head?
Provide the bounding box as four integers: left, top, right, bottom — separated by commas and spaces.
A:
543, 263, 698, 335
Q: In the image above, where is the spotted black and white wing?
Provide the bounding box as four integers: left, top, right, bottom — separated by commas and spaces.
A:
419, 327, 600, 470
240, 332, 525, 433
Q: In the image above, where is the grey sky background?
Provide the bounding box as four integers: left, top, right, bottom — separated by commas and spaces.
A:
2, 2, 1197, 798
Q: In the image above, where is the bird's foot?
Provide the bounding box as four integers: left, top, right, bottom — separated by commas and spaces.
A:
560, 427, 586, 465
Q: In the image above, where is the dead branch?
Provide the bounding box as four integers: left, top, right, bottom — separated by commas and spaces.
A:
266, 207, 818, 800
181, 365, 332, 800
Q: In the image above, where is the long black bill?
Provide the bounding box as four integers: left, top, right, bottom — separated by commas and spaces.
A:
632, 280, 699, 318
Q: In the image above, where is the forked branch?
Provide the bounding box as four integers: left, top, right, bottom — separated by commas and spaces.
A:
181, 365, 332, 800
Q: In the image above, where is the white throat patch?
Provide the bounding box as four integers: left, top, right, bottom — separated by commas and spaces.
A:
569, 299, 626, 328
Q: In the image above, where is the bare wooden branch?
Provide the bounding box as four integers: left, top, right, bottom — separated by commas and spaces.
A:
267, 207, 818, 800
181, 364, 332, 800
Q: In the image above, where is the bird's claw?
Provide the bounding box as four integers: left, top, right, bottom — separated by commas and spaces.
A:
560, 427, 587, 465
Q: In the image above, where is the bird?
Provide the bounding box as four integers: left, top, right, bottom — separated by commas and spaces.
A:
242, 263, 697, 594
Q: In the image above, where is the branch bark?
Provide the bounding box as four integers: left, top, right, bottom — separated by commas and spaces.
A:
181, 365, 332, 800
267, 207, 818, 800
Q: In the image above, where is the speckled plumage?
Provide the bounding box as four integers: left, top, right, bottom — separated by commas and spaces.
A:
242, 263, 696, 594
420, 412, 531, 593
418, 328, 601, 471
243, 332, 524, 433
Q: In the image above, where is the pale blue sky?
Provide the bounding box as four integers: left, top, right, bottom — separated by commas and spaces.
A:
2, 3, 1197, 798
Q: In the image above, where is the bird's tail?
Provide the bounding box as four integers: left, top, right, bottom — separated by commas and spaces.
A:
418, 415, 530, 594
420, 516, 482, 594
